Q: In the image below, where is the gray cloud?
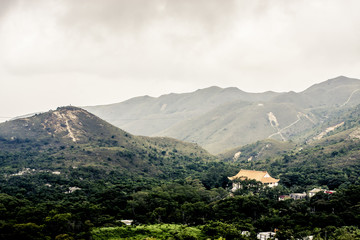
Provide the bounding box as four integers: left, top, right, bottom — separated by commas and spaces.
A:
0, 0, 360, 118
0, 0, 18, 20
59, 0, 239, 33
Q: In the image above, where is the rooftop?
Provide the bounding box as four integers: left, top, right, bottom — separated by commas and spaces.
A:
228, 169, 279, 184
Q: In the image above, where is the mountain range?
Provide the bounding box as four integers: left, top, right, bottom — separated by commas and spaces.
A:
84, 76, 360, 153
1, 98, 360, 190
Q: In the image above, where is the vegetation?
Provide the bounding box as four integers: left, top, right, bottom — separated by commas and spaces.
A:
0, 106, 359, 239
1, 177, 359, 239
92, 224, 205, 240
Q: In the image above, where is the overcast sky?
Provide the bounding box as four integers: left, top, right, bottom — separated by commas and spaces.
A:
1, 0, 360, 120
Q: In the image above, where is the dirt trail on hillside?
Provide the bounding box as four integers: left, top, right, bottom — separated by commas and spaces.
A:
268, 112, 314, 140
341, 89, 360, 107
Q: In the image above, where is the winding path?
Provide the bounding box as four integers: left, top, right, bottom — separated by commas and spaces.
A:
268, 112, 314, 140
340, 89, 360, 107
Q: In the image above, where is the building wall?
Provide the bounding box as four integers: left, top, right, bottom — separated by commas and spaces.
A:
231, 181, 278, 192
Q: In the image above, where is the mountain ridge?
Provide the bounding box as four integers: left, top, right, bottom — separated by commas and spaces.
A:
83, 76, 360, 153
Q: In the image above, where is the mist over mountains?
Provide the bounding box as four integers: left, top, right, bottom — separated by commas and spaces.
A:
84, 76, 360, 153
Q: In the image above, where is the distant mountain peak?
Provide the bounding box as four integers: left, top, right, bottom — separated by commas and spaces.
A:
45, 107, 91, 142
333, 75, 351, 79
195, 86, 222, 93
122, 95, 154, 104
302, 76, 360, 93
325, 75, 359, 84
0, 106, 129, 145
221, 87, 244, 93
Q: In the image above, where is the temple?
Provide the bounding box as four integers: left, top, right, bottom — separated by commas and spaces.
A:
228, 169, 280, 191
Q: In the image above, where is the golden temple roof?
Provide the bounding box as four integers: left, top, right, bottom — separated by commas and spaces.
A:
228, 169, 279, 184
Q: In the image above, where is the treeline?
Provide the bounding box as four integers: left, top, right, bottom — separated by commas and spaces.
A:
91, 224, 360, 240
0, 172, 359, 239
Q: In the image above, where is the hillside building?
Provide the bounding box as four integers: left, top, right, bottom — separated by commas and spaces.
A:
289, 193, 307, 200
119, 220, 133, 226
278, 195, 291, 201
257, 231, 277, 240
228, 169, 280, 191
308, 188, 336, 198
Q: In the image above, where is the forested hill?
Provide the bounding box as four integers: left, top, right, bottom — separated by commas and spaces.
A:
0, 107, 236, 239
0, 106, 217, 180
84, 76, 360, 153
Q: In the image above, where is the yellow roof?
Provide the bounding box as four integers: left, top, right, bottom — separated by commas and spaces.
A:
228, 169, 279, 184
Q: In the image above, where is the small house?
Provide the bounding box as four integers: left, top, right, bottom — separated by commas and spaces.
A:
308, 188, 324, 197
289, 193, 307, 200
257, 231, 277, 240
278, 195, 291, 201
120, 220, 133, 226
308, 188, 336, 197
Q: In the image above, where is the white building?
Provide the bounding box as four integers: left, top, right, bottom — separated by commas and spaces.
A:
257, 232, 277, 240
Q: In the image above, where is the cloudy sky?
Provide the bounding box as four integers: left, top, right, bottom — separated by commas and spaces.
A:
1, 0, 360, 120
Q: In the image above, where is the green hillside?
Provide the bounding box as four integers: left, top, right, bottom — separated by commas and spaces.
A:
222, 126, 360, 190
0, 106, 215, 180
219, 139, 296, 163
302, 76, 360, 108
215, 103, 360, 191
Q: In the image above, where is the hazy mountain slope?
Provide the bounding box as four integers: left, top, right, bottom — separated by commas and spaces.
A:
159, 101, 315, 153
308, 103, 360, 141
219, 139, 296, 163
220, 102, 360, 164
0, 107, 214, 178
84, 86, 281, 136
84, 76, 360, 153
270, 91, 315, 108
302, 76, 360, 108
281, 99, 360, 146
